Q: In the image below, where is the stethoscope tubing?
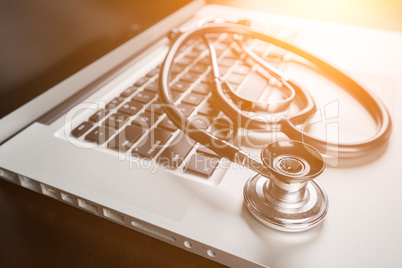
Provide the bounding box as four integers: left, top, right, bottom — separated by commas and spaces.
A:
159, 24, 392, 160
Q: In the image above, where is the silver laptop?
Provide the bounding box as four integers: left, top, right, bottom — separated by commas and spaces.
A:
1, 0, 402, 267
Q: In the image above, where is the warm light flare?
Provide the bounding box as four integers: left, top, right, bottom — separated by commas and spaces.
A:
210, 0, 402, 30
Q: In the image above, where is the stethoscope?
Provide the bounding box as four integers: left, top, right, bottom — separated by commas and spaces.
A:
158, 19, 392, 231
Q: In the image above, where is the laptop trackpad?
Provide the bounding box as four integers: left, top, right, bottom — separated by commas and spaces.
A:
26, 137, 207, 223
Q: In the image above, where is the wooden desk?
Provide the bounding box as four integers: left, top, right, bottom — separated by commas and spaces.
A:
0, 179, 225, 267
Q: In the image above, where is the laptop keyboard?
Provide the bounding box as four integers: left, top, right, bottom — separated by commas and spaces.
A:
70, 28, 301, 179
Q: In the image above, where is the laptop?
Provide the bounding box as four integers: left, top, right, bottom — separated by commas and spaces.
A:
1, 0, 402, 267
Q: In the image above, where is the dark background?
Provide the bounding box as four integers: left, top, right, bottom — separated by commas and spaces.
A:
0, 179, 224, 267
0, 0, 191, 119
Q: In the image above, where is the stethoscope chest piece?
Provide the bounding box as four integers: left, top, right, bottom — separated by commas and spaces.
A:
243, 141, 328, 232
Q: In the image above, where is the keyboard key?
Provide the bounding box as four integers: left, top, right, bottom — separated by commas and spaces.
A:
171, 81, 190, 93
214, 42, 229, 52
185, 38, 197, 46
186, 50, 200, 59
177, 103, 195, 117
158, 117, 177, 132
146, 67, 159, 77
131, 128, 172, 159
171, 91, 181, 102
160, 90, 180, 102
85, 126, 115, 144
180, 72, 200, 83
227, 74, 246, 85
176, 56, 193, 66
104, 113, 129, 129
208, 33, 222, 41
89, 109, 109, 122
178, 44, 188, 53
120, 86, 137, 98
237, 72, 268, 102
188, 115, 211, 130
197, 101, 219, 117
209, 123, 234, 141
220, 35, 234, 45
118, 101, 143, 116
134, 76, 149, 87
218, 66, 229, 76
219, 58, 236, 67
132, 113, 156, 129
185, 154, 220, 178
171, 64, 186, 74
108, 125, 144, 152
191, 63, 208, 74
71, 121, 93, 137
182, 93, 204, 106
106, 97, 125, 110
145, 100, 165, 115
194, 43, 207, 52
157, 135, 195, 169
233, 64, 251, 75
144, 81, 159, 93
214, 116, 234, 128
192, 82, 211, 95
132, 91, 155, 104
224, 49, 238, 59
252, 45, 266, 57
201, 73, 213, 83
196, 144, 221, 158
215, 49, 226, 57
198, 57, 210, 65
268, 46, 287, 59
263, 59, 280, 69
